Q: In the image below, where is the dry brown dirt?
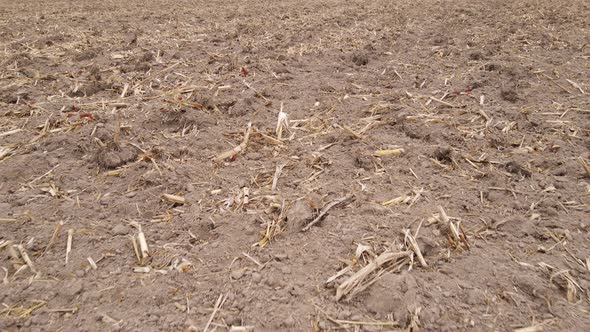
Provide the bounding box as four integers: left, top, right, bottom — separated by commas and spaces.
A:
1, 0, 590, 331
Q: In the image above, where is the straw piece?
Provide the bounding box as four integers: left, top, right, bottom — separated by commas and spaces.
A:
213, 122, 252, 162
15, 245, 36, 273
161, 193, 186, 205
137, 229, 149, 260
42, 221, 63, 257
302, 195, 354, 231
0, 128, 23, 138
65, 229, 73, 265
405, 230, 427, 267
336, 250, 412, 301
374, 148, 404, 156
203, 293, 227, 332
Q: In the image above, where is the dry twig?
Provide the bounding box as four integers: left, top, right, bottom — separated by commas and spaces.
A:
302, 195, 354, 231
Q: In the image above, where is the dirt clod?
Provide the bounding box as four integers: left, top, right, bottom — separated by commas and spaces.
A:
501, 88, 519, 102
112, 224, 129, 235
95, 146, 138, 169
433, 146, 454, 163
504, 161, 531, 177
352, 52, 369, 66
286, 199, 314, 233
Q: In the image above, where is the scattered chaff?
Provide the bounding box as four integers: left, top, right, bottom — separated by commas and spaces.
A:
85, 253, 112, 273
566, 79, 585, 94
271, 162, 287, 192
256, 210, 285, 247
336, 250, 412, 301
549, 269, 582, 303
326, 265, 353, 285
242, 187, 250, 205
171, 257, 193, 272
0, 146, 16, 161
301, 194, 355, 232
578, 157, 590, 177
374, 148, 404, 157
381, 188, 423, 209
104, 167, 126, 177
513, 319, 557, 332
404, 229, 427, 268
213, 122, 252, 163
339, 124, 363, 139
242, 252, 263, 268
203, 293, 228, 332
161, 193, 186, 205
0, 300, 47, 318
252, 127, 284, 145
326, 243, 374, 285
65, 229, 73, 265
242, 80, 270, 103
41, 221, 63, 257
130, 235, 141, 263
382, 195, 410, 206
133, 266, 151, 273
229, 326, 255, 332
87, 257, 98, 270
0, 128, 23, 138
276, 102, 290, 140
15, 244, 36, 273
314, 304, 398, 328
136, 228, 149, 261
430, 96, 456, 108
2, 267, 9, 284
45, 307, 78, 314
6, 242, 22, 270
437, 206, 469, 250
132, 62, 180, 91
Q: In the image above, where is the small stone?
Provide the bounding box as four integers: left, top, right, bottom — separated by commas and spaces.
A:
350, 314, 363, 321
352, 52, 369, 66
251, 272, 262, 283
486, 190, 504, 202
125, 191, 137, 198
75, 270, 85, 278
337, 310, 351, 320
274, 253, 288, 261
286, 199, 314, 233
231, 269, 244, 280
465, 289, 484, 305
247, 152, 262, 160
112, 224, 129, 235
31, 313, 47, 325
62, 280, 84, 299
99, 195, 111, 206
25, 238, 43, 252
283, 315, 295, 327
362, 325, 381, 332
244, 225, 256, 236
0, 203, 10, 214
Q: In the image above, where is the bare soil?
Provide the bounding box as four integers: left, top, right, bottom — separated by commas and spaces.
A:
1, 0, 590, 331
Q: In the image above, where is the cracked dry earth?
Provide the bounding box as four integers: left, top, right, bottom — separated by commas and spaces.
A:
1, 0, 590, 331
